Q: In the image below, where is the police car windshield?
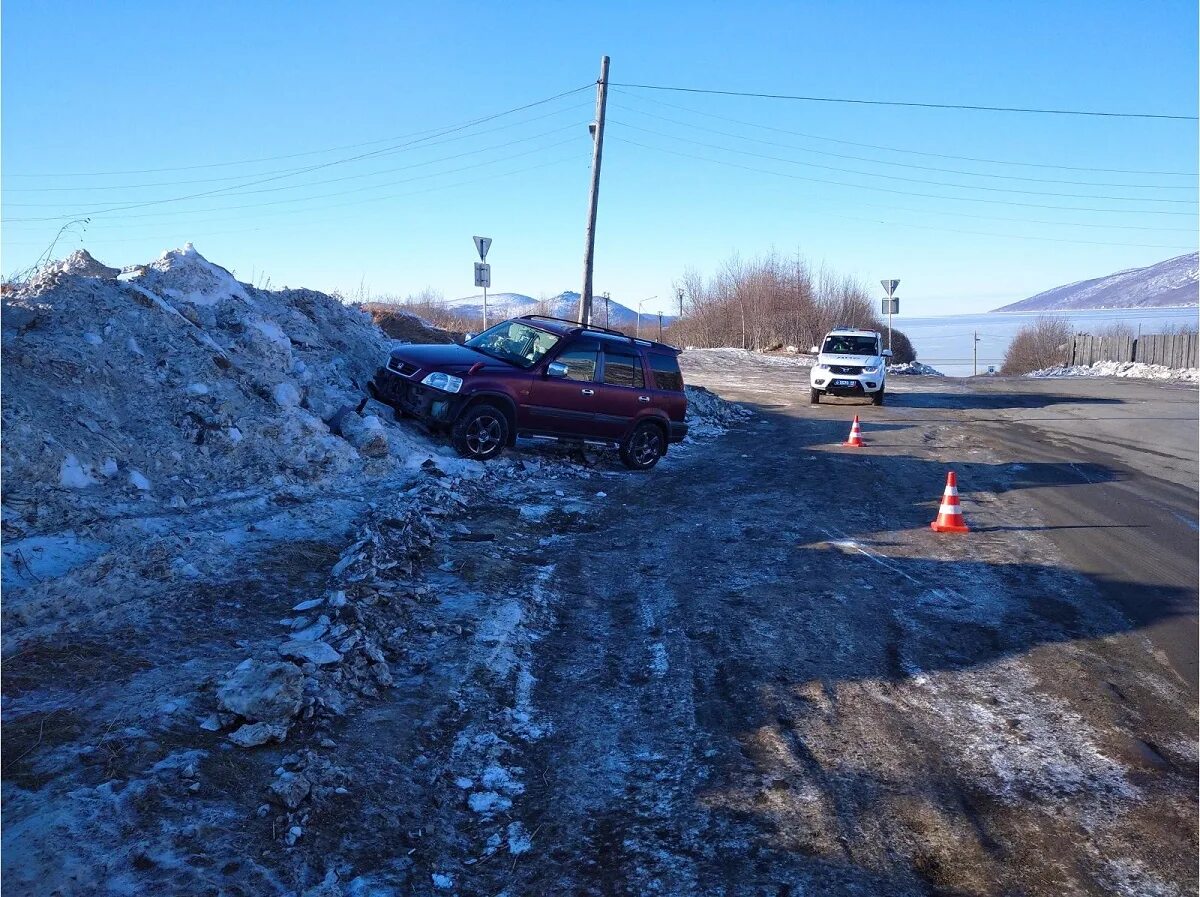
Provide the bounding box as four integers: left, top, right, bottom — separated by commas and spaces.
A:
822, 335, 878, 356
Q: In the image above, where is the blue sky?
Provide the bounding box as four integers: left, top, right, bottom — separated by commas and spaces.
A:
3, 1, 1197, 316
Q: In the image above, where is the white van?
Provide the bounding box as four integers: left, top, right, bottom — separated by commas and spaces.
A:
809, 328, 892, 405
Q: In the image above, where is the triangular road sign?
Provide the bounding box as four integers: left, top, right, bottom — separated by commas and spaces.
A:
473, 236, 492, 261
881, 279, 899, 297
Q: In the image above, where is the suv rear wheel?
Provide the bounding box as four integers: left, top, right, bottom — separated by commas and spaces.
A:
620, 421, 665, 471
452, 403, 509, 461
872, 386, 885, 406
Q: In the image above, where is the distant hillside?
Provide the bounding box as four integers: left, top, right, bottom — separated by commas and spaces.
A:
993, 252, 1199, 312
447, 290, 676, 331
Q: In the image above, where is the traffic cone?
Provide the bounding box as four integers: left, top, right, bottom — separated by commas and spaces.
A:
843, 415, 864, 447
931, 471, 970, 533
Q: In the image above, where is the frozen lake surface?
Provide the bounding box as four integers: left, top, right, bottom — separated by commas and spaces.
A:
896, 306, 1198, 377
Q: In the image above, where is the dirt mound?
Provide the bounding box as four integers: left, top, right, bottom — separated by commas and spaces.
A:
360, 303, 461, 344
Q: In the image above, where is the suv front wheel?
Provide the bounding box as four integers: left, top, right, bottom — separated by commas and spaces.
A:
620, 421, 665, 471
452, 403, 509, 461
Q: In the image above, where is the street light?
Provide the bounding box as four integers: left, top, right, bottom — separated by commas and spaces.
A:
636, 296, 657, 338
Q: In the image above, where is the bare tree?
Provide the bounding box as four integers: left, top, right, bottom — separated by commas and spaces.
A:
1001, 317, 1073, 374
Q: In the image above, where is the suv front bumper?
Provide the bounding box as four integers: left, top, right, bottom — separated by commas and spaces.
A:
810, 372, 883, 395
371, 367, 462, 425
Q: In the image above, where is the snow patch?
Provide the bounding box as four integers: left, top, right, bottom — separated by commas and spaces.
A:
1029, 359, 1199, 383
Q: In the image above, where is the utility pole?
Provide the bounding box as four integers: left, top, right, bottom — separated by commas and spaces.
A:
658, 313, 663, 341
577, 55, 610, 325
973, 330, 980, 376
603, 292, 610, 329
676, 287, 684, 317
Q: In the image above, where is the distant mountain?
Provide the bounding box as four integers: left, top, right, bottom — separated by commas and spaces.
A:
446, 290, 676, 332
992, 252, 1199, 312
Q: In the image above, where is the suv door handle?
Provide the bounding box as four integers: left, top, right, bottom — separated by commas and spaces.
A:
638, 396, 650, 403
581, 388, 595, 396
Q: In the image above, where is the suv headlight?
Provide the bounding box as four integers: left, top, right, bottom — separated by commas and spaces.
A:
862, 364, 881, 374
815, 363, 830, 371
420, 372, 464, 393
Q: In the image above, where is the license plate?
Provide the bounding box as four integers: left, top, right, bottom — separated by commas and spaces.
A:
833, 379, 856, 388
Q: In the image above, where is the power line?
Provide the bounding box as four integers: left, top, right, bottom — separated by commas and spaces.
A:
4, 136, 584, 225
610, 102, 1196, 189
5, 86, 595, 222
4, 102, 593, 193
608, 135, 1196, 218
4, 123, 586, 210
608, 88, 1199, 176
609, 82, 1199, 121
1, 154, 584, 248
5, 84, 594, 179
617, 143, 1193, 250
607, 125, 1198, 207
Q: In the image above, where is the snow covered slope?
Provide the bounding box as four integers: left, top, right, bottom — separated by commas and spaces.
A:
448, 290, 676, 331
993, 253, 1199, 312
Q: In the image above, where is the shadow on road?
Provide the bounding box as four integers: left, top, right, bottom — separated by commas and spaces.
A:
880, 391, 1125, 411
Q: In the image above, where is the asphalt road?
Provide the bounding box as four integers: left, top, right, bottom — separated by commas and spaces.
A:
464, 354, 1198, 895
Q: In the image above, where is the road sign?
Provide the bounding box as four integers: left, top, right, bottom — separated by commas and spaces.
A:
474, 262, 491, 289
473, 236, 492, 262
881, 298, 899, 315
881, 279, 900, 297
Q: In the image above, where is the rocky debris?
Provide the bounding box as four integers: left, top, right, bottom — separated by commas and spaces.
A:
300, 871, 344, 897
269, 771, 311, 809
228, 721, 290, 748
217, 659, 304, 725
279, 639, 342, 666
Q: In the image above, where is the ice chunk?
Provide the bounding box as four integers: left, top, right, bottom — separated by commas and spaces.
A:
129, 470, 151, 491
59, 455, 95, 488
273, 382, 301, 408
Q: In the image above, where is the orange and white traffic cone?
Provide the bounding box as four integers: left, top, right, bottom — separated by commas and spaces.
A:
843, 415, 864, 447
930, 471, 970, 533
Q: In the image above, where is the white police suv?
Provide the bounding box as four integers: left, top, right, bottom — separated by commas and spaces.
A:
809, 328, 892, 405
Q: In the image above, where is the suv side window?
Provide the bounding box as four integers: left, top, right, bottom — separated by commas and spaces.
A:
554, 341, 599, 382
602, 350, 644, 388
648, 353, 684, 391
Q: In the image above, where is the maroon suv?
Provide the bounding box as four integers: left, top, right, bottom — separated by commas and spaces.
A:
369, 315, 688, 469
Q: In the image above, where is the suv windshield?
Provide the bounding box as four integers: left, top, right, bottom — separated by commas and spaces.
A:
822, 335, 878, 356
466, 321, 560, 368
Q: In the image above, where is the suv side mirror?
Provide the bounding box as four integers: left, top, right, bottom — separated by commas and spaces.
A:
546, 361, 569, 378
809, 345, 819, 354
882, 349, 894, 358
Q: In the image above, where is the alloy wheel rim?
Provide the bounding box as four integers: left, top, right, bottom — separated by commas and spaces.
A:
466, 416, 502, 455
633, 429, 661, 465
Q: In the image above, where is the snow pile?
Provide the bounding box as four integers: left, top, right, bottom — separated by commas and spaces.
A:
888, 361, 945, 376
684, 385, 752, 438
1028, 360, 1199, 383
2, 244, 438, 534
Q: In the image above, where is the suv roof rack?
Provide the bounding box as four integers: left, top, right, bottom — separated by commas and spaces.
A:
519, 314, 625, 338
518, 314, 680, 353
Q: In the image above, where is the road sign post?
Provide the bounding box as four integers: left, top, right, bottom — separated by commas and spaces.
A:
473, 236, 492, 328
881, 279, 900, 353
